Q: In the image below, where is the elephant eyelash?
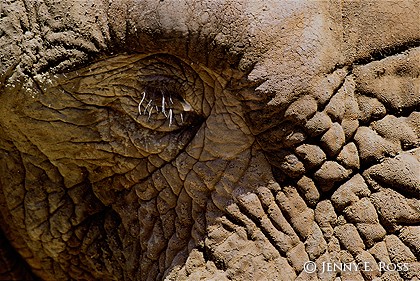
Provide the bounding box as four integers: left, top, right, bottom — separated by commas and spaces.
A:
137, 88, 193, 127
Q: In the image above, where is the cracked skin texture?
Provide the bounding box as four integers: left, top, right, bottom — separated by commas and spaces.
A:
0, 0, 419, 280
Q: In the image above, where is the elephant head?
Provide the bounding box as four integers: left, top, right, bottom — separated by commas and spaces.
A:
0, 1, 419, 280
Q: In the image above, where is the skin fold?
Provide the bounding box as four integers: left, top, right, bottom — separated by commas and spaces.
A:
0, 0, 419, 280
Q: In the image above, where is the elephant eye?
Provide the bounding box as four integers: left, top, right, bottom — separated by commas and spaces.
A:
59, 54, 211, 133
134, 85, 198, 131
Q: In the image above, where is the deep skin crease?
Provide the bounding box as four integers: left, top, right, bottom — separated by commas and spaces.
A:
0, 1, 419, 280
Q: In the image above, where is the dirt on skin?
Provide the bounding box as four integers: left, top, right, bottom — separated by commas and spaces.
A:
0, 1, 419, 280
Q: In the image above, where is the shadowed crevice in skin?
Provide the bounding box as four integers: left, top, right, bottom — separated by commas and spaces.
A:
0, 219, 39, 280
351, 39, 420, 66
0, 1, 419, 280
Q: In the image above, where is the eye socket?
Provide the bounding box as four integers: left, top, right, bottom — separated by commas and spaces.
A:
135, 85, 199, 131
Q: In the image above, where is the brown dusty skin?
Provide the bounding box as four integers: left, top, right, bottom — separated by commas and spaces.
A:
0, 1, 419, 280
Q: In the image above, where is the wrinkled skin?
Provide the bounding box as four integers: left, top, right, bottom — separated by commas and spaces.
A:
0, 1, 419, 280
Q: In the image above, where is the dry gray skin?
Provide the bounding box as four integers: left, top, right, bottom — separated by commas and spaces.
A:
0, 1, 419, 280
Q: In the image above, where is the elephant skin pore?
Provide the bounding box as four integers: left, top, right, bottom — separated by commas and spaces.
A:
0, 1, 419, 280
